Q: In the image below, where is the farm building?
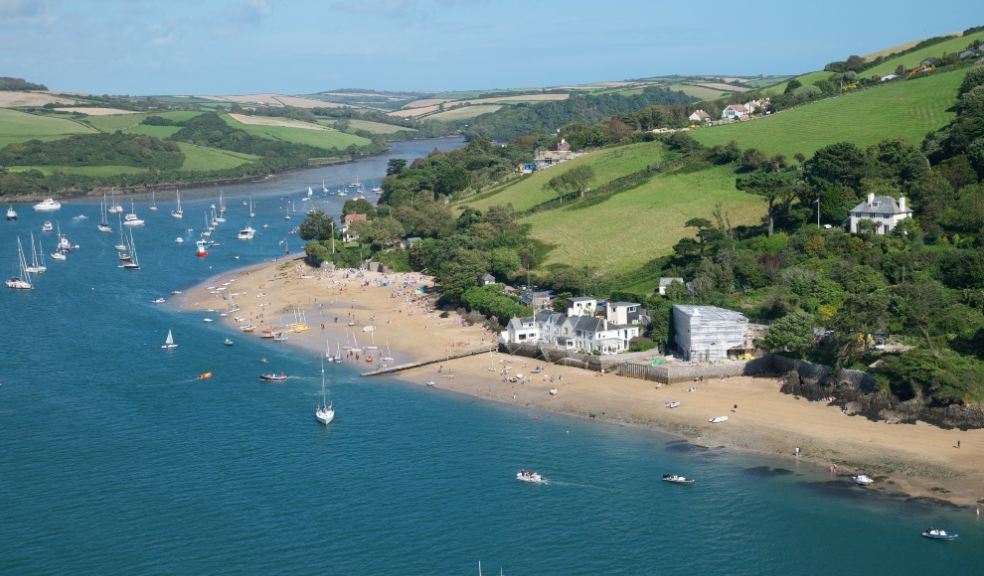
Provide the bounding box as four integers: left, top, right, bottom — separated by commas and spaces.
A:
848, 192, 912, 235
672, 305, 751, 362
688, 110, 711, 123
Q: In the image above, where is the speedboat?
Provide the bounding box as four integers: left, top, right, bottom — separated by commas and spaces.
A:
237, 225, 256, 240
152, 297, 166, 304
709, 416, 729, 423
223, 338, 234, 346
175, 237, 184, 244
203, 318, 213, 323
41, 221, 53, 233
665, 401, 681, 409
33, 198, 61, 212
921, 528, 958, 541
516, 470, 546, 484
259, 372, 288, 382
852, 472, 874, 486
123, 214, 144, 227
49, 251, 66, 261
6, 206, 17, 220
662, 474, 695, 485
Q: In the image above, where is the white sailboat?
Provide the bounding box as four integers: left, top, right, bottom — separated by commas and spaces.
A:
24, 232, 46, 274
122, 229, 140, 270
149, 190, 158, 211
97, 195, 112, 233
161, 329, 178, 349
171, 190, 184, 219
6, 205, 17, 220
302, 186, 313, 202
215, 193, 226, 223
6, 236, 33, 289
218, 191, 227, 216
381, 342, 395, 363
115, 212, 128, 251
108, 192, 123, 214
322, 179, 329, 194
315, 360, 335, 425
249, 195, 255, 218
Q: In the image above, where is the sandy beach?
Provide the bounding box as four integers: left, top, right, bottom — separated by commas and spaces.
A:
181, 257, 984, 508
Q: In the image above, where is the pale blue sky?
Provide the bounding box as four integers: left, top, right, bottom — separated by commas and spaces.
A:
1, 0, 981, 95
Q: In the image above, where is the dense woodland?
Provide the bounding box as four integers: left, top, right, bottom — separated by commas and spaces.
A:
0, 76, 47, 91
301, 64, 984, 412
459, 87, 695, 141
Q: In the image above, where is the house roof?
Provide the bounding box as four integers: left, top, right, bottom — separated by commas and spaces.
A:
673, 305, 747, 322
849, 195, 910, 215
572, 316, 607, 333
482, 273, 496, 281
567, 296, 596, 303
689, 110, 710, 119
343, 213, 368, 224
659, 277, 684, 287
609, 301, 640, 308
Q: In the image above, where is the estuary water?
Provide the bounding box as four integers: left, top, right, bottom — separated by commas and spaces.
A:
1, 138, 982, 575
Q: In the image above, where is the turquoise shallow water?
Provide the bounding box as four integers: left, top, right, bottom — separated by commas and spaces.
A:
2, 139, 983, 575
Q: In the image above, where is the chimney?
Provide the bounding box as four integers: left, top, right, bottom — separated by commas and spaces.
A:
898, 195, 907, 212
867, 192, 875, 205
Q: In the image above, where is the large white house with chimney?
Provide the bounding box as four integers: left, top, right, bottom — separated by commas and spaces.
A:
848, 192, 912, 235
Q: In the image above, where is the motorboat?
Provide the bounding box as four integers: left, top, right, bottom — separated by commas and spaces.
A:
153, 297, 166, 304
921, 528, 958, 541
33, 198, 61, 212
662, 474, 695, 485
237, 225, 256, 240
223, 338, 234, 346
709, 416, 729, 423
123, 202, 144, 227
239, 323, 256, 333
665, 401, 681, 409
175, 237, 184, 244
516, 470, 546, 484
195, 240, 208, 258
6, 206, 17, 220
852, 472, 874, 486
41, 221, 53, 233
49, 251, 66, 261
203, 318, 213, 323
259, 372, 288, 382
273, 332, 288, 342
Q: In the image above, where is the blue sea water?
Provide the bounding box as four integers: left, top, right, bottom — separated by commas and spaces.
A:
1, 138, 982, 575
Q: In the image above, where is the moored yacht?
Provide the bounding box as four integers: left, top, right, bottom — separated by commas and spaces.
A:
661, 474, 695, 485
123, 201, 145, 227
6, 236, 33, 290
921, 528, 958, 541
171, 190, 184, 219
33, 198, 61, 212
41, 220, 53, 233
6, 206, 17, 220
315, 360, 335, 425
237, 225, 256, 240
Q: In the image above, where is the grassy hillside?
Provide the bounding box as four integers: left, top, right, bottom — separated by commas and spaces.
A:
464, 140, 666, 212
221, 114, 369, 151
521, 165, 762, 273
327, 119, 415, 134
0, 108, 96, 147
82, 110, 203, 132
175, 143, 258, 171
8, 164, 150, 177
427, 105, 503, 121
691, 68, 966, 157
865, 29, 984, 77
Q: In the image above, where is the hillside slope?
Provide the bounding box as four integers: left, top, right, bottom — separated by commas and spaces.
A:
691, 67, 967, 156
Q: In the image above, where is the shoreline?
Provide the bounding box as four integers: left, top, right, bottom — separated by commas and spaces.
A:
179, 258, 984, 509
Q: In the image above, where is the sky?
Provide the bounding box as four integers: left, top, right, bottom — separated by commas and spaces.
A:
1, 0, 982, 95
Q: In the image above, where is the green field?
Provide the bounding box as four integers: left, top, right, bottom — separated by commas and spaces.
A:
83, 110, 204, 133
8, 164, 149, 177
221, 114, 370, 151
337, 119, 415, 134
124, 124, 182, 138
864, 30, 984, 77
669, 83, 729, 100
0, 108, 96, 147
692, 68, 966, 157
463, 140, 666, 213
762, 70, 832, 95
176, 143, 258, 171
522, 165, 763, 273
427, 105, 503, 122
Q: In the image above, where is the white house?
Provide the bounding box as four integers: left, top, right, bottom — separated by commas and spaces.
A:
501, 298, 644, 355
672, 305, 751, 362
658, 277, 685, 296
481, 273, 497, 286
848, 192, 912, 235
688, 110, 711, 123
721, 103, 749, 120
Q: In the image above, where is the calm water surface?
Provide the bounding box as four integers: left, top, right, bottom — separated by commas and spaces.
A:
1, 138, 982, 575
